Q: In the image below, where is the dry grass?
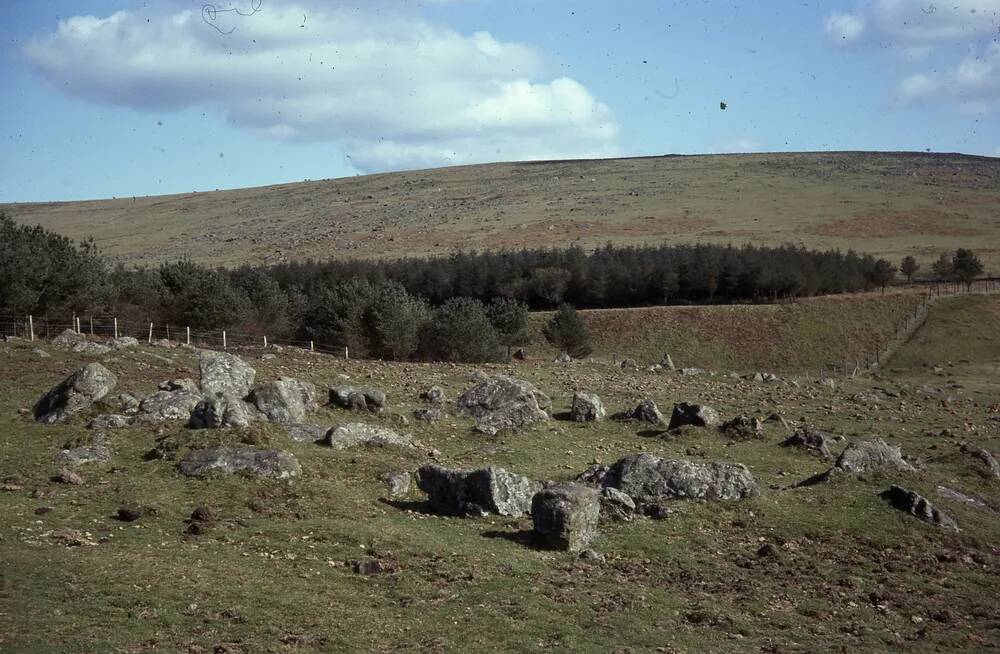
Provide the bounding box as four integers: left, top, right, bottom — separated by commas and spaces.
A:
3, 151, 999, 270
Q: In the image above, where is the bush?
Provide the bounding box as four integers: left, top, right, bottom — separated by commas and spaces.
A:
486, 296, 529, 358
421, 297, 501, 363
367, 282, 430, 360
543, 303, 592, 358
952, 249, 983, 290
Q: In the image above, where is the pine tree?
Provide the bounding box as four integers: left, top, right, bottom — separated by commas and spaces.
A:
542, 303, 593, 358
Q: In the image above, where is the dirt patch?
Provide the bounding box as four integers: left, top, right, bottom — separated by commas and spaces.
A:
816, 208, 981, 239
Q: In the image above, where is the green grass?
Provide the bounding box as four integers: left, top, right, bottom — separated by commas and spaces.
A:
1, 296, 999, 652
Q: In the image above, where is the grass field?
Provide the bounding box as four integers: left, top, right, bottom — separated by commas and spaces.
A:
3, 151, 999, 270
1, 295, 998, 652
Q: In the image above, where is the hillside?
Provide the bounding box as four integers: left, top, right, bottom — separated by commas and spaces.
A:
3, 151, 999, 269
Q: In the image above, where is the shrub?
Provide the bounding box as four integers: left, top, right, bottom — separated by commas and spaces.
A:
899, 256, 919, 283
486, 296, 529, 358
367, 282, 430, 360
952, 249, 983, 290
421, 297, 501, 363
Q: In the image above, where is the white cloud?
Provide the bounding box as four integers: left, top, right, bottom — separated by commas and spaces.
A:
893, 42, 1000, 109
24, 2, 620, 171
824, 12, 866, 45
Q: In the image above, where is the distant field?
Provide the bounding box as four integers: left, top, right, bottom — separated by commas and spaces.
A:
528, 292, 925, 373
3, 151, 999, 270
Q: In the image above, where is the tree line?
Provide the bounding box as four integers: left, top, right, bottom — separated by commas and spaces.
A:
0, 212, 986, 362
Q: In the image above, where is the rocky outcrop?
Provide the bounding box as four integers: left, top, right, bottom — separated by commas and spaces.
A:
603, 453, 757, 507
88, 414, 133, 430
188, 393, 257, 429
598, 486, 636, 521
456, 375, 550, 435
178, 447, 301, 479
961, 444, 1000, 479
51, 329, 86, 349
799, 438, 914, 485
34, 363, 118, 424
571, 392, 605, 422
719, 415, 764, 441
667, 403, 720, 430
284, 423, 329, 443
780, 429, 833, 459
137, 389, 202, 422
623, 399, 666, 425
330, 386, 387, 413
199, 350, 255, 398
882, 485, 958, 531
54, 445, 112, 466
553, 351, 572, 363
532, 483, 601, 552
416, 464, 541, 516
420, 386, 447, 404
249, 377, 318, 424
324, 423, 414, 450
159, 378, 199, 394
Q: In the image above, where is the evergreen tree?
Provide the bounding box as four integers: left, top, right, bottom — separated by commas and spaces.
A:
486, 296, 529, 358
952, 249, 983, 291
543, 303, 593, 358
931, 254, 954, 283
899, 256, 919, 283
421, 297, 501, 363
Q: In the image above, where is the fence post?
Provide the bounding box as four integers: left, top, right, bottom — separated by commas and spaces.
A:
72, 313, 77, 334
186, 326, 191, 346
263, 335, 268, 349
345, 346, 349, 360
166, 324, 170, 342
28, 315, 34, 342
148, 322, 153, 344
113, 318, 119, 339
89, 317, 94, 336
310, 340, 314, 352
223, 331, 227, 350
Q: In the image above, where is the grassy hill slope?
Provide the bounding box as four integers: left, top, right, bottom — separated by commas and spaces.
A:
3, 151, 999, 269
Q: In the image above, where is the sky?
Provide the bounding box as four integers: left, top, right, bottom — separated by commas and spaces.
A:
1, 0, 998, 203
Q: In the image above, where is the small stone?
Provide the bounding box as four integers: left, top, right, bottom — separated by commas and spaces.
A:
117, 507, 143, 522
54, 468, 84, 485
385, 472, 411, 498
531, 483, 601, 552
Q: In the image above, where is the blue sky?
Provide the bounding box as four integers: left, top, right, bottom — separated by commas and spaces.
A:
1, 0, 998, 202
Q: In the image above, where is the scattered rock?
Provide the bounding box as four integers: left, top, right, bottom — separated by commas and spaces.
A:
190, 506, 216, 522
765, 413, 792, 430
32, 347, 51, 358
385, 472, 411, 498
532, 483, 601, 552
602, 453, 757, 507
159, 378, 199, 393
598, 486, 636, 521
420, 385, 447, 404
576, 464, 610, 486
413, 407, 443, 422
117, 393, 140, 415
936, 486, 992, 511
137, 389, 202, 422
553, 351, 572, 363
109, 336, 139, 350
324, 423, 413, 450
54, 468, 84, 485
619, 358, 638, 371
178, 447, 301, 479
456, 375, 550, 435
199, 350, 256, 398
881, 485, 959, 531
961, 444, 1000, 479
117, 506, 143, 522
88, 414, 133, 430
719, 415, 764, 440
578, 549, 605, 563
780, 429, 833, 459
284, 423, 329, 443
679, 367, 705, 376
416, 464, 541, 516
33, 363, 118, 424
249, 377, 318, 424
352, 558, 395, 575
330, 386, 387, 413
54, 446, 111, 466
624, 399, 665, 425
511, 349, 526, 361
800, 438, 915, 485
667, 402, 720, 430
571, 392, 605, 422
189, 393, 258, 429
661, 354, 676, 371
51, 329, 86, 349
71, 341, 113, 356
48, 527, 96, 547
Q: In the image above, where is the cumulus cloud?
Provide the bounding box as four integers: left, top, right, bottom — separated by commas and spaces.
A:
825, 0, 1000, 46
824, 12, 866, 45
893, 42, 1000, 109
24, 2, 620, 171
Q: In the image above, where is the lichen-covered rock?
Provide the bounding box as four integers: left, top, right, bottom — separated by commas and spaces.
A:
603, 453, 757, 506
619, 358, 639, 371
624, 399, 665, 425
324, 423, 413, 450
780, 429, 833, 459
72, 341, 113, 356
284, 423, 329, 443
576, 464, 610, 486
385, 472, 411, 498
420, 385, 447, 404
799, 438, 915, 486
249, 377, 318, 424
456, 375, 550, 435
34, 363, 118, 424
961, 444, 1000, 479
719, 415, 764, 441
416, 464, 541, 516
54, 445, 112, 466
109, 336, 139, 350
51, 328, 86, 348
198, 350, 255, 398
137, 389, 202, 422
117, 393, 140, 415
668, 402, 720, 430
330, 386, 387, 413
178, 447, 300, 479
598, 486, 636, 521
413, 407, 443, 422
571, 392, 605, 422
532, 483, 601, 552
553, 351, 572, 363
882, 485, 959, 531
188, 393, 258, 429
88, 414, 133, 430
